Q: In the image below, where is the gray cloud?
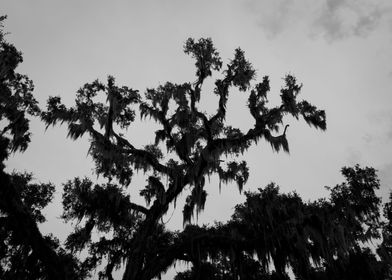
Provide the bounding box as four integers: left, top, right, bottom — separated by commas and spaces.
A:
367, 111, 392, 142
346, 148, 362, 165
244, 0, 392, 41
387, 117, 392, 140
362, 133, 373, 145
313, 0, 388, 41
251, 0, 293, 38
386, 113, 392, 141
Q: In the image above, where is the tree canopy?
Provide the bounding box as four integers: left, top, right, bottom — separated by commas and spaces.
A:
0, 16, 83, 279
1, 16, 391, 280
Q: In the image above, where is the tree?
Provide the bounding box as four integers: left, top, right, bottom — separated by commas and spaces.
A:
174, 165, 390, 280
0, 16, 82, 279
378, 191, 392, 278
2, 17, 391, 279
41, 37, 329, 280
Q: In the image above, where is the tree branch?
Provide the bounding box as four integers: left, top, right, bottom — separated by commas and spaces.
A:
129, 201, 148, 215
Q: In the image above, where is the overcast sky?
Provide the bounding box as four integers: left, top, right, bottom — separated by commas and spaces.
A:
3, 0, 392, 279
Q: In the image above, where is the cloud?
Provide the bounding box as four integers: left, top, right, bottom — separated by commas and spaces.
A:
362, 133, 373, 145
345, 148, 362, 165
247, 0, 294, 38
313, 0, 388, 41
366, 111, 392, 142
385, 113, 392, 141
244, 0, 392, 41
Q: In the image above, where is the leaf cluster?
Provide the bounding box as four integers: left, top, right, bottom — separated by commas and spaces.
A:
0, 16, 82, 279
3, 20, 389, 280
174, 165, 389, 280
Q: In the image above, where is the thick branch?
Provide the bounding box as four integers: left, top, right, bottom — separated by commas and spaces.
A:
129, 201, 148, 215
98, 129, 174, 177
140, 102, 193, 164
0, 171, 71, 279
209, 76, 232, 126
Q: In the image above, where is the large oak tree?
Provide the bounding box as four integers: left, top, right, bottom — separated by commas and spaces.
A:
1, 16, 391, 280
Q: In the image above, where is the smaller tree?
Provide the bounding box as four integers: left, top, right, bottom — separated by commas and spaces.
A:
0, 16, 82, 280
175, 165, 390, 280
378, 191, 392, 277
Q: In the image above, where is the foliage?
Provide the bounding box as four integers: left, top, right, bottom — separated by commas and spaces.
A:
174, 165, 390, 279
378, 191, 392, 277
0, 16, 82, 280
1, 15, 391, 280
40, 35, 330, 279
0, 16, 40, 154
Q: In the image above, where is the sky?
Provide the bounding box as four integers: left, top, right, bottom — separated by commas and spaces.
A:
2, 0, 392, 279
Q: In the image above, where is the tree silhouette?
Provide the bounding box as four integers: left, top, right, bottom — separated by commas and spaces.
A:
42, 37, 329, 280
2, 16, 391, 279
174, 165, 390, 280
0, 16, 82, 279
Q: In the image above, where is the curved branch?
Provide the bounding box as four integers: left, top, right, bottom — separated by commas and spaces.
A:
0, 171, 72, 279
129, 202, 148, 215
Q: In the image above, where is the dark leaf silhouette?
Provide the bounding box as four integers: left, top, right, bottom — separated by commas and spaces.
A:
2, 15, 391, 280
